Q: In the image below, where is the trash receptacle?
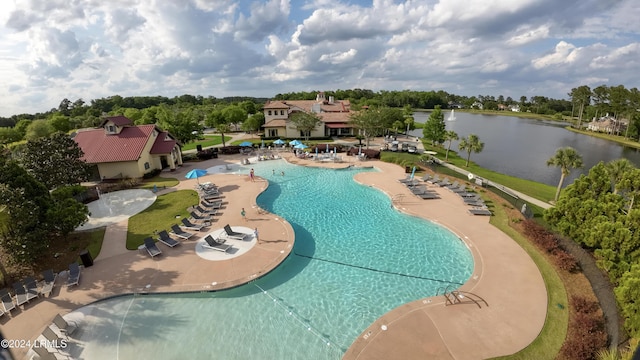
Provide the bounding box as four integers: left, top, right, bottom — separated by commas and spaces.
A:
79, 250, 93, 267
196, 144, 203, 152
405, 166, 411, 173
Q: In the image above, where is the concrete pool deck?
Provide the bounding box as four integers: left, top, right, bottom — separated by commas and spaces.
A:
2, 151, 547, 360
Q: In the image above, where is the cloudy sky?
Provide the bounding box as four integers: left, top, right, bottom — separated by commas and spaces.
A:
1, 0, 639, 117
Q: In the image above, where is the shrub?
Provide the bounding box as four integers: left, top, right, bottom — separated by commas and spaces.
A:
143, 169, 161, 179
555, 250, 579, 272
572, 296, 600, 315
561, 298, 608, 360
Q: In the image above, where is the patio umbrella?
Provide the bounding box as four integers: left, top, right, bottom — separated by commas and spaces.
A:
410, 166, 417, 180
239, 141, 253, 147
261, 140, 265, 148
289, 139, 301, 146
294, 143, 308, 149
273, 139, 285, 145
185, 169, 208, 184
326, 143, 329, 152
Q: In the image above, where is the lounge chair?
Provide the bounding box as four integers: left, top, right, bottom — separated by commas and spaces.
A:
200, 200, 222, 209
445, 181, 460, 189
190, 211, 212, 222
202, 193, 223, 201
202, 235, 232, 253
41, 269, 57, 297
420, 174, 432, 182
436, 178, 451, 187
32, 343, 71, 360
418, 192, 439, 199
426, 175, 441, 184
171, 224, 194, 240
53, 313, 78, 336
0, 288, 16, 313
449, 185, 468, 193
469, 208, 492, 216
67, 263, 81, 287
398, 175, 413, 184
195, 205, 217, 215
12, 282, 30, 307
466, 200, 486, 207
463, 197, 483, 205
143, 237, 162, 257
157, 231, 180, 248
24, 276, 40, 301
409, 186, 429, 195
223, 224, 250, 241
181, 218, 206, 231
458, 191, 478, 198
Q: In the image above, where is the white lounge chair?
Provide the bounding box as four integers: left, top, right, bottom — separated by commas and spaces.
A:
223, 224, 250, 241
181, 218, 206, 231
41, 269, 57, 297
12, 282, 30, 307
24, 276, 40, 301
66, 263, 81, 287
157, 231, 180, 248
0, 289, 15, 314
143, 237, 162, 257
202, 235, 232, 253
53, 313, 78, 336
171, 225, 194, 240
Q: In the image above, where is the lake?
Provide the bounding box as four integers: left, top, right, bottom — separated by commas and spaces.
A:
409, 111, 640, 187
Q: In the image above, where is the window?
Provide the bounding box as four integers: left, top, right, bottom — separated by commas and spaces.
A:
268, 110, 272, 115
300, 130, 311, 138
107, 125, 115, 133
280, 110, 284, 115
268, 129, 278, 137
144, 162, 150, 170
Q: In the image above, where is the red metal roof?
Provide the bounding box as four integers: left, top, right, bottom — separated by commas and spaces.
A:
74, 124, 158, 163
150, 132, 178, 154
100, 116, 132, 127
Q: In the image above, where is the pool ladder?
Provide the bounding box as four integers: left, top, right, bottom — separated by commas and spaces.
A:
437, 285, 489, 309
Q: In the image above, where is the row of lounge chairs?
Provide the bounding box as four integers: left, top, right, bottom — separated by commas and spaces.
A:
141, 183, 230, 257
399, 172, 493, 216
1, 266, 78, 317
30, 314, 79, 359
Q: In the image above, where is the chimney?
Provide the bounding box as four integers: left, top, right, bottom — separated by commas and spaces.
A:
328, 96, 334, 104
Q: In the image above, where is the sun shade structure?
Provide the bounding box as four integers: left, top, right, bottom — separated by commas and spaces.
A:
273, 139, 285, 145
239, 141, 253, 147
185, 169, 208, 184
289, 139, 301, 146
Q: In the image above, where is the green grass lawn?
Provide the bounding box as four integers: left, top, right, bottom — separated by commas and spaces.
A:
139, 176, 180, 190
182, 135, 232, 151
489, 204, 568, 359
85, 227, 106, 260
126, 190, 199, 249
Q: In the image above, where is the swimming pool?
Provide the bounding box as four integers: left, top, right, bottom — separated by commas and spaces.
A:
73, 161, 473, 359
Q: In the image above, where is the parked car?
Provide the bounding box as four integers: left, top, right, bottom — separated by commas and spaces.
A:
401, 143, 409, 152
408, 145, 417, 153
390, 141, 399, 152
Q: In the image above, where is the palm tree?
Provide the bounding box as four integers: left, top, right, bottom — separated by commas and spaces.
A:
605, 158, 634, 194
458, 134, 484, 167
443, 130, 458, 161
546, 147, 583, 202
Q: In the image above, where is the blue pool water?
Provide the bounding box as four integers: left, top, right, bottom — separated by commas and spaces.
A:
74, 161, 473, 359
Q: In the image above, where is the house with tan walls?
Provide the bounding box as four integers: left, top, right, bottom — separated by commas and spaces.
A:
73, 116, 183, 180
262, 92, 355, 138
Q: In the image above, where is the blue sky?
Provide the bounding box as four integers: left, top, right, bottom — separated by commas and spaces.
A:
0, 0, 639, 116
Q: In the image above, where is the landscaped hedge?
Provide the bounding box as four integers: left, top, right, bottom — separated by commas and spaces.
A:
561, 296, 607, 360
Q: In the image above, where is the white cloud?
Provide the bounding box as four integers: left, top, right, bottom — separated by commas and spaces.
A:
0, 0, 638, 117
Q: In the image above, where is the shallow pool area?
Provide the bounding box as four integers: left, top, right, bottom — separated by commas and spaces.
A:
72, 161, 473, 359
